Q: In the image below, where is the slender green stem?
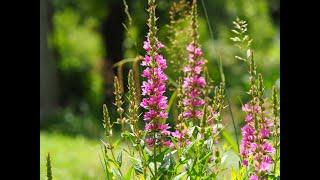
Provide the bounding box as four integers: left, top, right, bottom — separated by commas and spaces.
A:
137, 144, 155, 178
109, 137, 123, 177
226, 90, 240, 152
153, 133, 158, 179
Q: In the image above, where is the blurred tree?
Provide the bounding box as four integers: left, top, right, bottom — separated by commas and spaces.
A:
40, 0, 59, 122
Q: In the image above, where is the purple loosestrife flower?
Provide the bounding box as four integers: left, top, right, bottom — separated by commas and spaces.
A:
240, 103, 274, 177
182, 42, 206, 121
141, 38, 172, 148
171, 128, 190, 147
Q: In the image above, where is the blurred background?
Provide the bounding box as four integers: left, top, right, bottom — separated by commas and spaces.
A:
40, 0, 279, 179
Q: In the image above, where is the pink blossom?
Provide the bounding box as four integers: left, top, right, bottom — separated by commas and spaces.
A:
197, 59, 205, 66
157, 42, 164, 49
143, 110, 158, 121
183, 99, 191, 106
192, 99, 205, 106
171, 130, 183, 139
183, 66, 191, 72
194, 48, 202, 56
141, 55, 151, 66
195, 110, 203, 118
242, 103, 251, 112
162, 140, 174, 148
242, 159, 248, 166
155, 54, 167, 69
183, 110, 192, 118
194, 66, 202, 74
259, 156, 272, 172
262, 142, 274, 153
195, 76, 206, 87
142, 67, 151, 78
253, 105, 261, 113
250, 142, 258, 152
245, 114, 253, 122
143, 40, 151, 51
186, 43, 195, 52
249, 174, 258, 180
159, 111, 168, 119
259, 128, 270, 138
146, 137, 155, 147
140, 98, 149, 108
145, 123, 155, 131
190, 89, 201, 98
158, 124, 171, 136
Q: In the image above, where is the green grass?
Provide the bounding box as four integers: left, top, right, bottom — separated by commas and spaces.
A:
40, 131, 240, 179
40, 132, 105, 179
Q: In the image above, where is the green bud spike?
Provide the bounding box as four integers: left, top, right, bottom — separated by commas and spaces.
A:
127, 70, 139, 127
46, 152, 52, 180
103, 104, 112, 137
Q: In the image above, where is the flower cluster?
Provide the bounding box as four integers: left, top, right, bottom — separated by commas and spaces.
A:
141, 38, 172, 148
182, 43, 206, 120
240, 103, 274, 179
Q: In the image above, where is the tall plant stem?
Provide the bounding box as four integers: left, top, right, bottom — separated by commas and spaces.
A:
153, 132, 158, 179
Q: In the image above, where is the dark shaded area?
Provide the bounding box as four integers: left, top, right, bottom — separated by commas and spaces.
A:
102, 2, 125, 67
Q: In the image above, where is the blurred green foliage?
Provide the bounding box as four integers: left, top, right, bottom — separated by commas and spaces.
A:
49, 8, 104, 115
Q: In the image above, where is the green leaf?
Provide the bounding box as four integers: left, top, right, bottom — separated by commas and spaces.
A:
159, 150, 177, 172
167, 75, 178, 87
173, 171, 187, 180
113, 57, 137, 68
222, 130, 238, 153
167, 89, 177, 113
123, 166, 134, 180
117, 151, 122, 167
134, 163, 143, 175
111, 167, 122, 178
155, 148, 169, 162
113, 139, 121, 148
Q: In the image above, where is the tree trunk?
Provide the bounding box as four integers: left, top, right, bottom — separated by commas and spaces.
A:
101, 1, 126, 102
